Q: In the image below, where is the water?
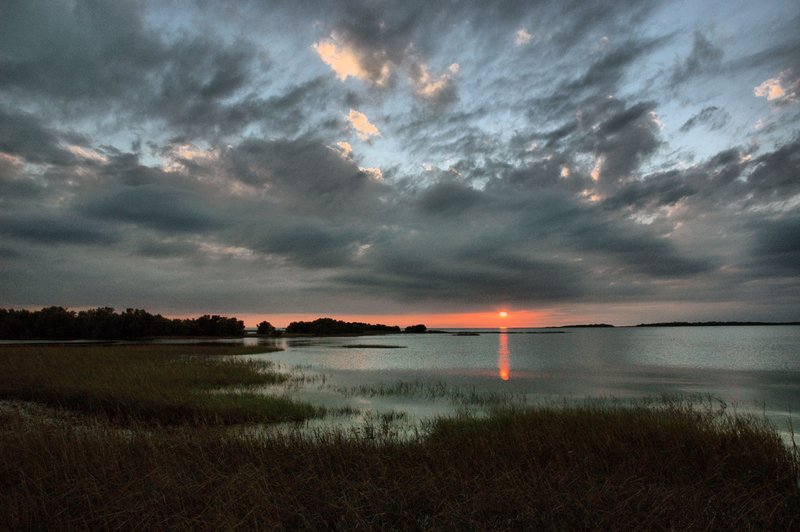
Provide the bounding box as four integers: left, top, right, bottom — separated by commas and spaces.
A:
244, 326, 800, 437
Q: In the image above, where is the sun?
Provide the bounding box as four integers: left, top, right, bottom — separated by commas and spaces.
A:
498, 311, 508, 318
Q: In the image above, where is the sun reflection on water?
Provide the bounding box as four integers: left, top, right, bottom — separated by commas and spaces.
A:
498, 328, 510, 380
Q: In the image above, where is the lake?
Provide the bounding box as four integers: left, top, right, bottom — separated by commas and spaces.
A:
244, 326, 800, 438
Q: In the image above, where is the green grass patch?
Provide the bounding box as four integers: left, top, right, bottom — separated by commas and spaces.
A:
0, 344, 321, 424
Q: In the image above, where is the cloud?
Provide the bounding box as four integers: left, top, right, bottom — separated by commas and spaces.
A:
313, 35, 390, 85
333, 141, 354, 159
408, 62, 460, 102
0, 212, 117, 245
346, 109, 381, 141
747, 215, 800, 275
1, 0, 799, 321
0, 106, 73, 165
79, 185, 223, 233
670, 31, 723, 86
359, 166, 383, 181
754, 69, 799, 104
313, 16, 460, 104
515, 28, 532, 46
679, 106, 731, 132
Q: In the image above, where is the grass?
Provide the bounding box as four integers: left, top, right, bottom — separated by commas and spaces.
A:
1, 397, 798, 529
338, 344, 407, 348
0, 344, 798, 528
336, 379, 525, 407
0, 344, 321, 424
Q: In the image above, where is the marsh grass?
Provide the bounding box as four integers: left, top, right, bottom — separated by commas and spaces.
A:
336, 379, 525, 408
1, 397, 797, 530
338, 344, 407, 348
1, 345, 798, 528
0, 344, 320, 424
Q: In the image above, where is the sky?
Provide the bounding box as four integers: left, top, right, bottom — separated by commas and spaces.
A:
1, 0, 799, 327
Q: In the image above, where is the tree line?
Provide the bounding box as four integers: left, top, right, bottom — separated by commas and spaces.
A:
0, 307, 245, 340
284, 317, 401, 335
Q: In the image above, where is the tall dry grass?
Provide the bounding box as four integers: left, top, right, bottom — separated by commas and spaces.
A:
0, 344, 319, 424
1, 398, 797, 529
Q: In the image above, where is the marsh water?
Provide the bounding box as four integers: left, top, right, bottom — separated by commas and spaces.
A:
242, 326, 800, 437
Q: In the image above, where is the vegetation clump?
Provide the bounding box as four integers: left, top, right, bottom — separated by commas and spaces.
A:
285, 317, 401, 335
256, 320, 276, 335
0, 398, 796, 530
0, 306, 246, 340
0, 344, 319, 424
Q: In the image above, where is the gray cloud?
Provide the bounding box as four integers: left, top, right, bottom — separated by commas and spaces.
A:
1, 0, 798, 322
747, 215, 800, 275
679, 106, 731, 132
670, 31, 723, 86
0, 213, 118, 245
79, 185, 224, 233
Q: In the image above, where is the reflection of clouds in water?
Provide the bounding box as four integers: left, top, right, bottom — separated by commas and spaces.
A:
498, 329, 510, 381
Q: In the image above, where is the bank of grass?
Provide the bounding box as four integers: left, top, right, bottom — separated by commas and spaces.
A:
1, 396, 797, 529
0, 343, 320, 424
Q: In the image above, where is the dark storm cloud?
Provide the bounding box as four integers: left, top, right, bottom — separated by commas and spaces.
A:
0, 0, 161, 101
0, 213, 117, 245
530, 98, 662, 186
79, 185, 224, 233
333, 241, 587, 304
0, 107, 73, 165
1, 0, 798, 321
593, 102, 663, 184
747, 216, 800, 275
679, 106, 730, 132
0, 0, 274, 139
221, 137, 386, 217
415, 181, 484, 216
746, 137, 800, 199
604, 170, 697, 211
253, 222, 369, 268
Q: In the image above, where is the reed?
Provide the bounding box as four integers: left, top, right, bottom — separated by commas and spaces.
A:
0, 344, 320, 424
0, 396, 797, 529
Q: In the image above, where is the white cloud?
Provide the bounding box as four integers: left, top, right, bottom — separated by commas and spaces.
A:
332, 141, 354, 159
590, 155, 604, 182
312, 35, 390, 85
754, 69, 798, 104
313, 32, 458, 102
67, 145, 108, 164
359, 166, 383, 181
515, 28, 532, 46
410, 62, 459, 98
162, 144, 217, 173
346, 110, 380, 141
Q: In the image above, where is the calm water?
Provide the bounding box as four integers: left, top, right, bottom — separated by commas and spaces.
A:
245, 326, 800, 435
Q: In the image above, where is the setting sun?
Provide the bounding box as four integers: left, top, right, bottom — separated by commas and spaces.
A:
499, 311, 508, 318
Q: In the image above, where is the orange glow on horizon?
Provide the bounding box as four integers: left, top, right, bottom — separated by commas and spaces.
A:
221, 309, 554, 329
499, 311, 508, 318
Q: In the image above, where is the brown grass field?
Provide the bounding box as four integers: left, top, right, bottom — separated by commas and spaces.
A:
0, 343, 798, 529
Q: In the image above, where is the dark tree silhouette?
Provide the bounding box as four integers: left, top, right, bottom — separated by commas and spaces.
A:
0, 307, 245, 340
256, 321, 276, 335
285, 318, 401, 335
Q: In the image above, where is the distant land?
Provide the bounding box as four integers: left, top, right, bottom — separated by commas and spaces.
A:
558, 323, 615, 328
634, 321, 800, 327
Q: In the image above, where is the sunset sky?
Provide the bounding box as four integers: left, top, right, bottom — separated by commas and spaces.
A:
1, 0, 799, 327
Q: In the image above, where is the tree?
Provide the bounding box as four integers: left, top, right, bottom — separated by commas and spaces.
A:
405, 324, 427, 333
256, 321, 275, 335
